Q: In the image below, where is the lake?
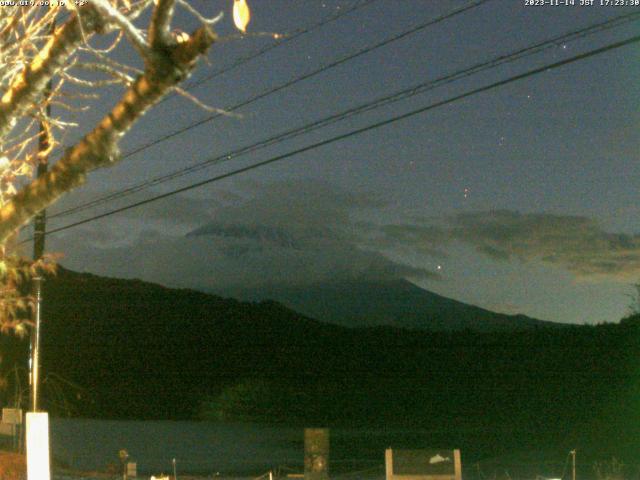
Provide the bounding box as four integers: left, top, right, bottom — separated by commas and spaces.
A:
48, 419, 574, 480
49, 419, 386, 477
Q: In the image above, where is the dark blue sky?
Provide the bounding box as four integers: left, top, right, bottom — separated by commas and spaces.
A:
43, 0, 640, 324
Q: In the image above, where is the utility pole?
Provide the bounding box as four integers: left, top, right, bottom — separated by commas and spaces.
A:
25, 17, 55, 480
30, 19, 54, 413
30, 90, 50, 412
570, 449, 576, 480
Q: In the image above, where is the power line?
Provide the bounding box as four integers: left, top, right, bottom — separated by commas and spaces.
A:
177, 0, 380, 94
46, 0, 381, 160
122, 0, 490, 154
33, 33, 640, 240
49, 10, 640, 220
51, 1, 489, 164
45, 0, 500, 219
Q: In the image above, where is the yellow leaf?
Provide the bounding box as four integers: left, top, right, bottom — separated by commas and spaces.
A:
233, 0, 250, 33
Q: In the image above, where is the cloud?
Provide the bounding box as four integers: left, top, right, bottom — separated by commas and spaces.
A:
54, 177, 640, 290
365, 210, 640, 282
51, 189, 218, 227
57, 229, 435, 291
123, 196, 217, 226
368, 223, 449, 257
447, 210, 640, 281
207, 179, 385, 232
44, 190, 225, 254
54, 181, 437, 290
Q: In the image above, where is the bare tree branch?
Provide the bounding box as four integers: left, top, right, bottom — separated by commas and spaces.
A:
88, 0, 151, 58
0, 27, 216, 243
149, 0, 177, 48
0, 0, 248, 331
0, 9, 106, 140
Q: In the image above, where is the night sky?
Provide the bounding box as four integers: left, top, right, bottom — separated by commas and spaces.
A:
38, 0, 640, 325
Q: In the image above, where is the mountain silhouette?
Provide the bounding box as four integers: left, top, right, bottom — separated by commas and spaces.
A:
187, 222, 557, 331
218, 279, 559, 331
4, 266, 636, 467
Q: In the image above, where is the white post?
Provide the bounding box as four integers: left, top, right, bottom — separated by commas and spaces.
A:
26, 412, 51, 480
